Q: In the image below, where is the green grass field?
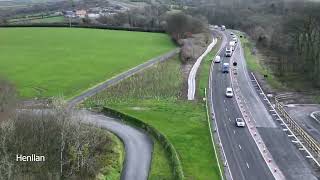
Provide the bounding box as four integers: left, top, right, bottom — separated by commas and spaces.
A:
85, 56, 220, 179
28, 16, 65, 23
0, 28, 175, 98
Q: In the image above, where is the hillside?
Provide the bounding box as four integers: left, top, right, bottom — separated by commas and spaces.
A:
0, 28, 175, 98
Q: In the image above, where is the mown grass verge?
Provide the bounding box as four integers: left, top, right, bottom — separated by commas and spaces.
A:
236, 32, 283, 90
198, 37, 222, 98
197, 36, 224, 179
103, 106, 184, 180
84, 55, 220, 179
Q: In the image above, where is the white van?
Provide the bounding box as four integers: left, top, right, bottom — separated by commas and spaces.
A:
229, 41, 236, 51
225, 47, 232, 57
214, 55, 221, 63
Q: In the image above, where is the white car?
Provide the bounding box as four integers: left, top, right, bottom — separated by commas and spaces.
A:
214, 55, 221, 63
232, 37, 238, 43
214, 25, 219, 29
236, 118, 245, 127
225, 87, 233, 98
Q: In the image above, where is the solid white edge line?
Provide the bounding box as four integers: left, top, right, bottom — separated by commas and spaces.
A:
251, 72, 320, 168
229, 35, 285, 180
208, 30, 234, 180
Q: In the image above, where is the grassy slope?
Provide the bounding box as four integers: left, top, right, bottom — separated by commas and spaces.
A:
198, 38, 222, 97
239, 33, 320, 103
0, 28, 175, 98
98, 131, 124, 180
197, 37, 224, 177
237, 32, 283, 90
85, 55, 220, 179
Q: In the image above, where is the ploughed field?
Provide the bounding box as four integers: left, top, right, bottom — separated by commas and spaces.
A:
0, 28, 175, 98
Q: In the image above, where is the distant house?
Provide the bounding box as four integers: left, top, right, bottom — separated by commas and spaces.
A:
64, 11, 75, 18
87, 13, 100, 19
76, 10, 87, 18
53, 11, 63, 16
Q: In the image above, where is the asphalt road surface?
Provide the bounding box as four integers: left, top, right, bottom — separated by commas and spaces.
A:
79, 110, 153, 180
68, 48, 179, 108
285, 104, 320, 144
65, 50, 181, 179
209, 30, 318, 180
209, 30, 274, 180
233, 35, 318, 180
20, 108, 153, 180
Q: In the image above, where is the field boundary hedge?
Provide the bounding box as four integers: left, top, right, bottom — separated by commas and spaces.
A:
0, 23, 165, 33
102, 106, 184, 180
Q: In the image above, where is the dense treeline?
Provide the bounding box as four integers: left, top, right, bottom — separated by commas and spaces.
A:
0, 80, 114, 179
187, 0, 320, 88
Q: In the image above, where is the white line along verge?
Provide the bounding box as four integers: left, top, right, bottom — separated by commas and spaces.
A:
229, 41, 285, 180
188, 37, 218, 100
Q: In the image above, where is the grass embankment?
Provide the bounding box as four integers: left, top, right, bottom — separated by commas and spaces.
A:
85, 55, 220, 179
99, 131, 124, 180
237, 32, 283, 90
197, 37, 224, 177
198, 37, 222, 97
238, 33, 320, 103
0, 28, 175, 98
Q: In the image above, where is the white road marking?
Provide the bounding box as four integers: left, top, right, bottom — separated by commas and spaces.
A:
238, 144, 242, 150
229, 118, 231, 122
234, 130, 236, 134
246, 162, 250, 169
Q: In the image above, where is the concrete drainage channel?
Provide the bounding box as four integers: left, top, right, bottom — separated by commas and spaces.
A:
250, 73, 320, 169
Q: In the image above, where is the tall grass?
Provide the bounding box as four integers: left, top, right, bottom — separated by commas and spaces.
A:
84, 54, 220, 179
85, 56, 182, 107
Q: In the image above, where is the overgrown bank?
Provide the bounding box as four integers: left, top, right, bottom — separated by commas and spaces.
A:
0, 104, 124, 179
84, 56, 220, 179
187, 0, 320, 92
